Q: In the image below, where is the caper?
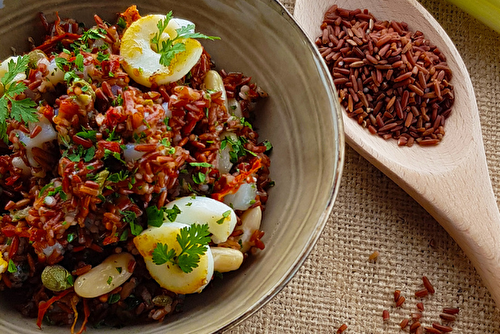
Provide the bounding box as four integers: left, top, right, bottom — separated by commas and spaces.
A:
27, 50, 48, 68
72, 79, 96, 105
152, 295, 173, 307
41, 265, 74, 292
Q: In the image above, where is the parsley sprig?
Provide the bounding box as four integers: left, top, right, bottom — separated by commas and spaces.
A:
152, 223, 211, 273
151, 12, 220, 67
0, 55, 38, 143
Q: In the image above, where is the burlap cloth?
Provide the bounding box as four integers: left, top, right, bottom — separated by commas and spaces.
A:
228, 0, 500, 333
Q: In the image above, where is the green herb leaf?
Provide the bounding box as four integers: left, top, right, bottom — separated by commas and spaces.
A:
106, 276, 113, 285
146, 205, 165, 227
66, 274, 74, 287
165, 204, 181, 222
48, 186, 67, 200
39, 182, 54, 198
75, 128, 97, 141
75, 53, 84, 71
115, 267, 122, 274
117, 17, 127, 29
176, 224, 211, 273
263, 140, 273, 152
108, 294, 120, 304
152, 12, 220, 67
83, 145, 95, 162
119, 229, 129, 241
216, 210, 231, 225
152, 242, 176, 266
7, 259, 16, 273
151, 223, 210, 273
97, 51, 110, 62
189, 162, 212, 168
192, 172, 206, 184
108, 170, 129, 183
67, 232, 76, 243
129, 221, 143, 236
0, 56, 39, 139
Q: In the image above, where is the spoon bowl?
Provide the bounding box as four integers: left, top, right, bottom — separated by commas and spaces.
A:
294, 0, 500, 306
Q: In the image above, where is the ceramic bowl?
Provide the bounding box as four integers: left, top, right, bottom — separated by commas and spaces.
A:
0, 0, 344, 332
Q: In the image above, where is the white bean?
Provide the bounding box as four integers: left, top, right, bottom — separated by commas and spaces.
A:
204, 70, 228, 112
74, 252, 135, 298
211, 247, 244, 273
236, 206, 262, 253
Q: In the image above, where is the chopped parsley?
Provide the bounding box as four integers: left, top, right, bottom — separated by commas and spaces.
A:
146, 205, 166, 227
216, 210, 231, 225
189, 162, 212, 168
117, 17, 127, 29
47, 186, 67, 200
67, 232, 76, 243
75, 128, 97, 141
165, 205, 181, 222
220, 136, 257, 163
129, 221, 143, 236
7, 259, 16, 273
104, 149, 125, 163
263, 140, 273, 152
119, 229, 129, 241
115, 267, 123, 274
38, 182, 54, 198
108, 170, 129, 183
192, 172, 206, 184
152, 223, 211, 273
106, 276, 113, 285
97, 51, 110, 62
108, 294, 120, 304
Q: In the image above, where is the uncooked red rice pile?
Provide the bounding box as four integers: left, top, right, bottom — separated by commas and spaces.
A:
317, 5, 455, 147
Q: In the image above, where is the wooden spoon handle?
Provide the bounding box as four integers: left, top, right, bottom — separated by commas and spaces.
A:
382, 144, 500, 305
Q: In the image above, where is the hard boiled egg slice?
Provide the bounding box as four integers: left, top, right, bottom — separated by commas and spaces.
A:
165, 196, 237, 244
133, 222, 214, 294
120, 14, 203, 87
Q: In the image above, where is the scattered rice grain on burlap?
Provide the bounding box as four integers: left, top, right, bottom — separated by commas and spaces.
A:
228, 0, 500, 332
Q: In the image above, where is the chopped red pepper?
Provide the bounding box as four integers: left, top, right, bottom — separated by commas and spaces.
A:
35, 32, 81, 54
212, 158, 262, 202
37, 289, 72, 329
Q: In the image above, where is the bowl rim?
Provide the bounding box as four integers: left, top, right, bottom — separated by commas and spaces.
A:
218, 0, 345, 332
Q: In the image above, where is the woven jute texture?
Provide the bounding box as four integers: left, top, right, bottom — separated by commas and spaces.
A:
229, 0, 500, 332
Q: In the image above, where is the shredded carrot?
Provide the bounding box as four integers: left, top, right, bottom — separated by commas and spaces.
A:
70, 295, 79, 334
212, 158, 262, 202
37, 289, 72, 329
2, 274, 12, 288
76, 298, 90, 334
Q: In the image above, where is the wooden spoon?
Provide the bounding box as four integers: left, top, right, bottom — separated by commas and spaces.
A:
294, 0, 500, 306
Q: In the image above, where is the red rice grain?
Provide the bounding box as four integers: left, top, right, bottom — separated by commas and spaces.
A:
417, 302, 425, 312
394, 289, 401, 302
337, 323, 348, 333
400, 318, 409, 329
424, 327, 444, 334
382, 310, 390, 321
410, 322, 421, 332
439, 313, 457, 322
396, 296, 406, 307
422, 276, 435, 293
442, 308, 460, 315
415, 289, 429, 298
432, 323, 453, 332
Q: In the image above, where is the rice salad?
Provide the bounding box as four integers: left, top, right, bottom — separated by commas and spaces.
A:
0, 6, 272, 332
